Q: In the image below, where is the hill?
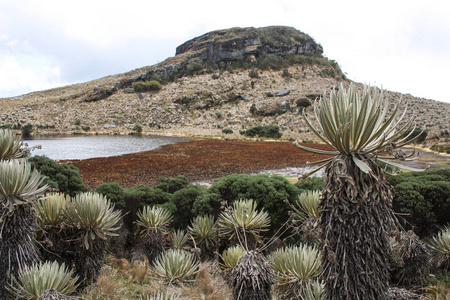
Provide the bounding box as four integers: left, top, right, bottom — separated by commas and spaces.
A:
0, 26, 449, 141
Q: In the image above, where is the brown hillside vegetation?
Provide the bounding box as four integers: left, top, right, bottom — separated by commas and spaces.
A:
68, 139, 332, 189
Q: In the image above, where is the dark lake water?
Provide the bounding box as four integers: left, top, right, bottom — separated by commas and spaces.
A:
23, 135, 188, 160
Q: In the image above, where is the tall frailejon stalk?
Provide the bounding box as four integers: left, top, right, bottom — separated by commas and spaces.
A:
0, 130, 48, 299
294, 84, 423, 300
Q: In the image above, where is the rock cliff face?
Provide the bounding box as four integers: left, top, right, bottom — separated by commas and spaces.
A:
176, 26, 323, 67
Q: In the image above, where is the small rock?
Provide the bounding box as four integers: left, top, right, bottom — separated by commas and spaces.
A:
265, 91, 274, 97
241, 94, 250, 101
276, 89, 290, 97
139, 93, 147, 100
211, 73, 220, 79
124, 88, 135, 93
115, 82, 123, 89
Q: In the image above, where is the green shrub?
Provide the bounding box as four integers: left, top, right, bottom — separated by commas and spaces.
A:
296, 98, 312, 110
132, 80, 162, 92
248, 69, 260, 79
155, 176, 190, 194
281, 68, 291, 78
405, 127, 428, 143
95, 182, 125, 210
215, 111, 223, 118
29, 156, 86, 197
133, 124, 143, 134
295, 177, 324, 193
386, 168, 450, 236
170, 185, 205, 229
81, 125, 90, 131
186, 58, 203, 75
240, 125, 283, 139
222, 128, 233, 134
205, 174, 299, 230
21, 124, 33, 136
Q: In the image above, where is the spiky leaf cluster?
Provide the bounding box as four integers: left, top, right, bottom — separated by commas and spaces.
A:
218, 199, 270, 246
294, 84, 422, 176
269, 244, 322, 299
0, 159, 48, 212
219, 245, 246, 270
291, 190, 321, 222
141, 292, 180, 300
63, 192, 122, 250
136, 206, 173, 237
0, 129, 26, 160
429, 225, 450, 268
170, 229, 189, 250
153, 249, 200, 284
187, 214, 218, 250
8, 261, 79, 298
35, 192, 68, 228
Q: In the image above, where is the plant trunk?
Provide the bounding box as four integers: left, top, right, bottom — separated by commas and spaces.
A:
320, 155, 398, 300
0, 205, 38, 299
231, 250, 273, 300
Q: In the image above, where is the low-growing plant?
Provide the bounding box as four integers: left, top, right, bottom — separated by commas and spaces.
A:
153, 249, 200, 284
222, 128, 233, 134
430, 226, 450, 269
8, 261, 79, 299
133, 80, 162, 92
170, 229, 189, 250
269, 244, 322, 299
218, 199, 270, 248
240, 125, 282, 138
248, 69, 259, 79
137, 206, 173, 263
187, 214, 218, 258
219, 245, 246, 270
0, 128, 26, 159
133, 124, 143, 134
21, 123, 33, 136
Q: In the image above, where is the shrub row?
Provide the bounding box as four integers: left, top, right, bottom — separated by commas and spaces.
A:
239, 125, 283, 139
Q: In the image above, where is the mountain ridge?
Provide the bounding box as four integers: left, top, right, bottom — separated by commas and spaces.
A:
1, 26, 449, 141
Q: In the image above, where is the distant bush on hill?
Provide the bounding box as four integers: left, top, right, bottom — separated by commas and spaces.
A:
29, 156, 86, 196
132, 80, 162, 92
240, 125, 283, 139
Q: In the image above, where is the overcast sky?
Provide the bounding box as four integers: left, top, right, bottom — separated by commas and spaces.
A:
1, 0, 449, 103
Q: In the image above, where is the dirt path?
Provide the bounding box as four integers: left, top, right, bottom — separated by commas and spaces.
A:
68, 138, 332, 189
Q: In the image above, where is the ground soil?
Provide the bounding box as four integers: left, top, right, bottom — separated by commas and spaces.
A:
68, 138, 332, 189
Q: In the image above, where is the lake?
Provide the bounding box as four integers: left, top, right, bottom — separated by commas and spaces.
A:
23, 135, 188, 160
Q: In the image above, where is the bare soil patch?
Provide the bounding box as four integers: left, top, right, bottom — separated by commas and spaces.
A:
68, 138, 332, 189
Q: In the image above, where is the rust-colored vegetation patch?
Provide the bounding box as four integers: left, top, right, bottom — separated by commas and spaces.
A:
69, 138, 332, 189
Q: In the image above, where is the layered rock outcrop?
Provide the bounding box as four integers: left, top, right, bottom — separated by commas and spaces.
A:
176, 26, 323, 67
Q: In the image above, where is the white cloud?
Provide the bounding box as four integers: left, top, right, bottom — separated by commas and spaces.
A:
0, 0, 449, 102
0, 56, 66, 97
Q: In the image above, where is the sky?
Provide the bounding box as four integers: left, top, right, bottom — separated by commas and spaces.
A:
1, 0, 449, 103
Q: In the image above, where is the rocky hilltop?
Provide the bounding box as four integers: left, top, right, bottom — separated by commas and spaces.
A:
1, 26, 449, 141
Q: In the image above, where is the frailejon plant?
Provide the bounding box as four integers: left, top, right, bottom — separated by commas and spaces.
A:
169, 229, 189, 250
294, 84, 424, 299
8, 261, 79, 299
269, 244, 322, 299
136, 205, 173, 263
0, 129, 27, 160
430, 226, 450, 269
219, 245, 246, 270
218, 199, 270, 249
35, 192, 122, 289
0, 159, 48, 299
290, 190, 322, 245
187, 214, 218, 259
153, 249, 200, 284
